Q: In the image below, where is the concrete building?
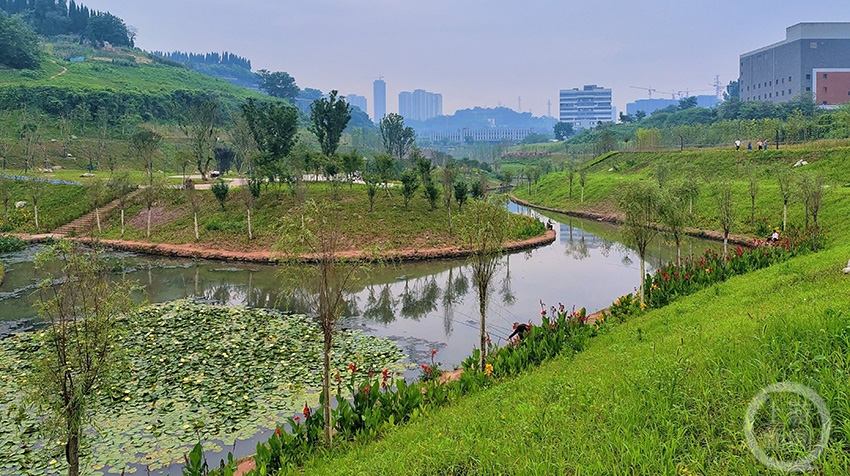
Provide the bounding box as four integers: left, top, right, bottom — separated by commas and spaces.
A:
346, 94, 368, 117
429, 128, 534, 143
559, 85, 615, 131
399, 89, 443, 121
739, 22, 850, 105
373, 78, 386, 123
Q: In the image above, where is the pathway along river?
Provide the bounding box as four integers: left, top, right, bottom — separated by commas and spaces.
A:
0, 202, 720, 473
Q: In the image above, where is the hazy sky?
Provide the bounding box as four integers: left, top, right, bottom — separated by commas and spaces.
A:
82, 1, 848, 118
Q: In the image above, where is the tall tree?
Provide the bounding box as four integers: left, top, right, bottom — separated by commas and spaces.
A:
659, 185, 688, 264
179, 99, 219, 181
456, 198, 511, 371
277, 199, 368, 446
131, 129, 162, 239
32, 241, 136, 476
399, 169, 419, 210
341, 150, 365, 188
310, 90, 352, 158
374, 153, 395, 197
379, 113, 415, 161
256, 70, 299, 100
617, 180, 661, 305
240, 98, 298, 183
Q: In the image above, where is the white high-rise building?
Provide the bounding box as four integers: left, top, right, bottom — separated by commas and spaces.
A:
559, 85, 615, 131
399, 89, 442, 121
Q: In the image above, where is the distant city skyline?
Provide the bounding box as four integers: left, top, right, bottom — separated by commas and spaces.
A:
80, 1, 849, 117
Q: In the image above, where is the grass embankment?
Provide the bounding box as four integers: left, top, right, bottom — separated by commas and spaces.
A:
0, 176, 97, 232
96, 182, 543, 255
296, 244, 850, 475
514, 147, 850, 238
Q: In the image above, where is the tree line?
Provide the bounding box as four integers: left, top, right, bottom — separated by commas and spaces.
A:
150, 50, 252, 71
0, 0, 133, 46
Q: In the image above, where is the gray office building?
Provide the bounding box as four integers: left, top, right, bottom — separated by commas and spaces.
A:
346, 94, 368, 117
739, 23, 850, 105
559, 85, 615, 131
373, 79, 386, 123
399, 89, 443, 121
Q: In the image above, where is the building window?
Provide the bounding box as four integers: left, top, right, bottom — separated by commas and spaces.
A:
810, 42, 818, 48
769, 81, 772, 86
769, 93, 772, 98
789, 89, 792, 94
806, 74, 811, 80
806, 87, 811, 92
789, 76, 792, 82
782, 91, 785, 96
823, 101, 828, 105
781, 78, 784, 84
824, 87, 828, 93
823, 73, 828, 79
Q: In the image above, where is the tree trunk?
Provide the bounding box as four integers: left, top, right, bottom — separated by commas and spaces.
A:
639, 256, 645, 305
675, 235, 681, 266
782, 200, 787, 231
813, 213, 819, 251
322, 329, 332, 446
66, 426, 80, 476
120, 209, 125, 238
723, 235, 728, 258
146, 206, 152, 239
581, 187, 584, 203
247, 207, 253, 240
193, 212, 199, 241
34, 204, 39, 231
478, 290, 487, 371
95, 207, 101, 234
750, 196, 755, 225
446, 203, 452, 236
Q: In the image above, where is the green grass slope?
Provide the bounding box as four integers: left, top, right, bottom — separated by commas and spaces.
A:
0, 43, 269, 116
514, 147, 850, 238
299, 244, 850, 475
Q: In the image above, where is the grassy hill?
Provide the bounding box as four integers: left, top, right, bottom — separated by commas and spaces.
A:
0, 40, 270, 119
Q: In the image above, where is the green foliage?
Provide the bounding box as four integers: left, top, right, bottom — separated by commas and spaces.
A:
399, 169, 419, 210
210, 180, 229, 211
0, 15, 40, 70
256, 69, 299, 100
241, 98, 298, 179
379, 113, 415, 160
0, 233, 25, 252
453, 181, 468, 211
310, 90, 352, 157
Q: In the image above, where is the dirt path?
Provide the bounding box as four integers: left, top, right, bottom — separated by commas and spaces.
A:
49, 60, 68, 80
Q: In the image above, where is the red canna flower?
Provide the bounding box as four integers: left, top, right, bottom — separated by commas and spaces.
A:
431, 349, 437, 357
348, 364, 357, 372
276, 428, 281, 436
294, 416, 300, 422
303, 403, 311, 418
382, 368, 389, 377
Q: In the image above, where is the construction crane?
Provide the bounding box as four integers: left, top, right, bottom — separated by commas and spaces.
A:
630, 86, 657, 99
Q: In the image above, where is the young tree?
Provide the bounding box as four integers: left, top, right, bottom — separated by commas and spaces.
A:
131, 129, 162, 239
776, 167, 793, 231
277, 199, 368, 446
659, 185, 688, 264
799, 173, 826, 250
374, 153, 396, 197
567, 163, 576, 199
310, 90, 352, 158
184, 179, 201, 240
341, 150, 365, 188
245, 174, 262, 240
470, 179, 485, 200
364, 173, 379, 212
179, 99, 219, 181
423, 180, 440, 211
456, 198, 511, 370
379, 113, 415, 161
322, 155, 342, 201
441, 164, 458, 233
400, 169, 419, 210
214, 145, 236, 175
140, 174, 166, 240
113, 171, 133, 238
32, 241, 136, 476
454, 181, 469, 211
679, 174, 700, 215
579, 167, 588, 203
617, 180, 661, 305
87, 178, 105, 234
714, 181, 735, 256
747, 166, 760, 225
211, 179, 229, 211
26, 172, 44, 232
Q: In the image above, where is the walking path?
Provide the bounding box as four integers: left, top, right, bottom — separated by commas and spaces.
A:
49, 60, 68, 80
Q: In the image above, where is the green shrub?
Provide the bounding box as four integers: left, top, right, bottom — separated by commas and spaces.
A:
0, 234, 26, 252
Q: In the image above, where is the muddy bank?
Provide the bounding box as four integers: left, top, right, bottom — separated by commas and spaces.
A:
509, 195, 756, 247
12, 230, 556, 264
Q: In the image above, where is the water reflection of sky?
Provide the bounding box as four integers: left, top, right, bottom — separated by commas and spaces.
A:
1, 203, 720, 369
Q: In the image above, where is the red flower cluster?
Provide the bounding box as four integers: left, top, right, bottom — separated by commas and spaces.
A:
421, 364, 433, 374
303, 403, 311, 418
347, 364, 357, 372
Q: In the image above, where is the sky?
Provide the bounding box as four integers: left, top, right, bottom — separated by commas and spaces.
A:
81, 0, 849, 119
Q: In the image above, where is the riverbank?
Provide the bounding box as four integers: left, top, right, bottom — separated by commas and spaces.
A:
10, 229, 556, 263
509, 195, 756, 247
